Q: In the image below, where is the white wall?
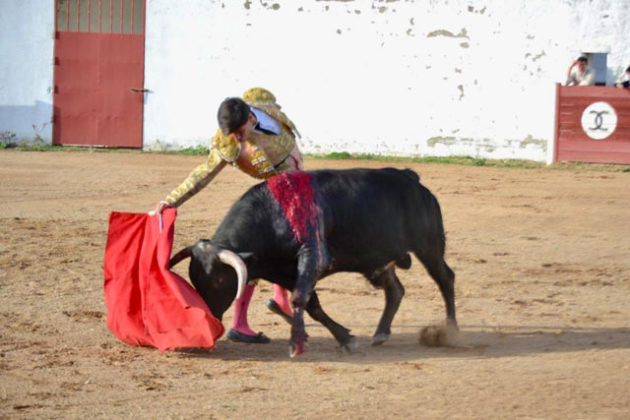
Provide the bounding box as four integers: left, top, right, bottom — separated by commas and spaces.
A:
143, 0, 630, 163
0, 0, 55, 144
1, 1, 628, 158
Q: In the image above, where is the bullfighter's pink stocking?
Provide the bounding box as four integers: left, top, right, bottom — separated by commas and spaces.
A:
231, 284, 257, 336
272, 285, 292, 316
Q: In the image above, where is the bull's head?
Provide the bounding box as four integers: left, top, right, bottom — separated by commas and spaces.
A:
170, 240, 249, 320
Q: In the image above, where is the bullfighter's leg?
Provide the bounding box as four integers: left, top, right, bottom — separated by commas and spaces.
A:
305, 290, 357, 352
371, 265, 405, 346
414, 249, 457, 327
227, 283, 271, 343
265, 284, 293, 324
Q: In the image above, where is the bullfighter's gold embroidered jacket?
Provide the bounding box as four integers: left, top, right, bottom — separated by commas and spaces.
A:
163, 106, 298, 208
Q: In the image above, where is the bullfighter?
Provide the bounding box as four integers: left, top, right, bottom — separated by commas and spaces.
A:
155, 87, 303, 343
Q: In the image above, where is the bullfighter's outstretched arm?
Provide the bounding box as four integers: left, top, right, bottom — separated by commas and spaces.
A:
164, 147, 228, 208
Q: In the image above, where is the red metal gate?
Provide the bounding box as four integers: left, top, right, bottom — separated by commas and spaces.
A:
53, 0, 146, 148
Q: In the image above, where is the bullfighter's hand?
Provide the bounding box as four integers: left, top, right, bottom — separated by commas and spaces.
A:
154, 201, 171, 215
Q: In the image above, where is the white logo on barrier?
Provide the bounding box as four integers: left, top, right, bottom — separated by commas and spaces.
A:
581, 101, 618, 140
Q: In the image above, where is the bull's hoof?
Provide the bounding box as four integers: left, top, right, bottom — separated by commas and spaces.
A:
339, 336, 359, 354
371, 333, 390, 346
290, 341, 306, 358
447, 317, 459, 331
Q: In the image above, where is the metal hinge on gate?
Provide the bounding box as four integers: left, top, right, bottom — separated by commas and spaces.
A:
130, 88, 149, 93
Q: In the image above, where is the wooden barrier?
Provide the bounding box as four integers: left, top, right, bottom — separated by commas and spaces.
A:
554, 84, 630, 164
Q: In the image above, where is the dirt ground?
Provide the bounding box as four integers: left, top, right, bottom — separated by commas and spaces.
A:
0, 150, 629, 419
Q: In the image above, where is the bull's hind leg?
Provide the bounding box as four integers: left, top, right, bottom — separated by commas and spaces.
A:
415, 249, 457, 327
370, 265, 405, 346
305, 290, 357, 352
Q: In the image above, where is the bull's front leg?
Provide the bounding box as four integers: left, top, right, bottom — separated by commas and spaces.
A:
289, 245, 322, 357
305, 291, 356, 353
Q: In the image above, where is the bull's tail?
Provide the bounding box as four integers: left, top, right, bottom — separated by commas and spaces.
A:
169, 246, 193, 268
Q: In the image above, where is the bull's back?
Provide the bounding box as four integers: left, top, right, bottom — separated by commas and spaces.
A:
311, 168, 444, 272
215, 168, 444, 272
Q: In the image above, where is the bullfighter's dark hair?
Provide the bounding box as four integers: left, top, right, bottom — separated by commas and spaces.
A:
217, 97, 251, 135
626, 65, 630, 73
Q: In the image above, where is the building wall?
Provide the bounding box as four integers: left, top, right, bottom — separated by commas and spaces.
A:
1, 1, 628, 160
143, 0, 630, 163
0, 0, 55, 144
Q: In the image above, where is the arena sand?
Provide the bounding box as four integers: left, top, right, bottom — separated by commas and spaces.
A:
0, 150, 629, 419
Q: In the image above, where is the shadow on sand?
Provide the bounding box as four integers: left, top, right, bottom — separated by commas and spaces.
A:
175, 324, 630, 363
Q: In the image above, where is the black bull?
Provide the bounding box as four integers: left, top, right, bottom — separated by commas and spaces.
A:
170, 168, 456, 356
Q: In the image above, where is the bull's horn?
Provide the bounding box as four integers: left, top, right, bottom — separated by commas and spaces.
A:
170, 246, 192, 268
217, 250, 248, 301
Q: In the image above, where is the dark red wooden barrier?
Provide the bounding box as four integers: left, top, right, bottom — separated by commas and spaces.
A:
554, 84, 630, 164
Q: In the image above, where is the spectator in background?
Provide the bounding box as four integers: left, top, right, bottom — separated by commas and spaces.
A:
616, 66, 630, 89
566, 56, 594, 86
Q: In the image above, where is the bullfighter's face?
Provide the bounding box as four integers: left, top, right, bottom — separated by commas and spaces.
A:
232, 112, 257, 143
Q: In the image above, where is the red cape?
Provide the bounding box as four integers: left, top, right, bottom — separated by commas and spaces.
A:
104, 209, 224, 351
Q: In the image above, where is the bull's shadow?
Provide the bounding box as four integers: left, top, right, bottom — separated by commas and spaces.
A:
178, 324, 630, 363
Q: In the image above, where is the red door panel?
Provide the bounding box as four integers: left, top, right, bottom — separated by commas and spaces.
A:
54, 0, 145, 148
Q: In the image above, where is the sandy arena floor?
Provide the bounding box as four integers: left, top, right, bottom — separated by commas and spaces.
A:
0, 150, 629, 419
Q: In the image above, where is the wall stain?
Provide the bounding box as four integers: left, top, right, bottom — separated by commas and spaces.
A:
467, 5, 487, 14
427, 136, 457, 147
457, 84, 464, 100
519, 135, 546, 150
427, 136, 543, 154
427, 28, 469, 39
245, 0, 280, 10
532, 51, 546, 61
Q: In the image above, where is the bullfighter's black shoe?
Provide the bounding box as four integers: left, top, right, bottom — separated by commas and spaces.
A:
265, 299, 293, 325
226, 328, 270, 344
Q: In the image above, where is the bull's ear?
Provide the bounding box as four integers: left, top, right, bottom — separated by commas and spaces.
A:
238, 252, 256, 266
